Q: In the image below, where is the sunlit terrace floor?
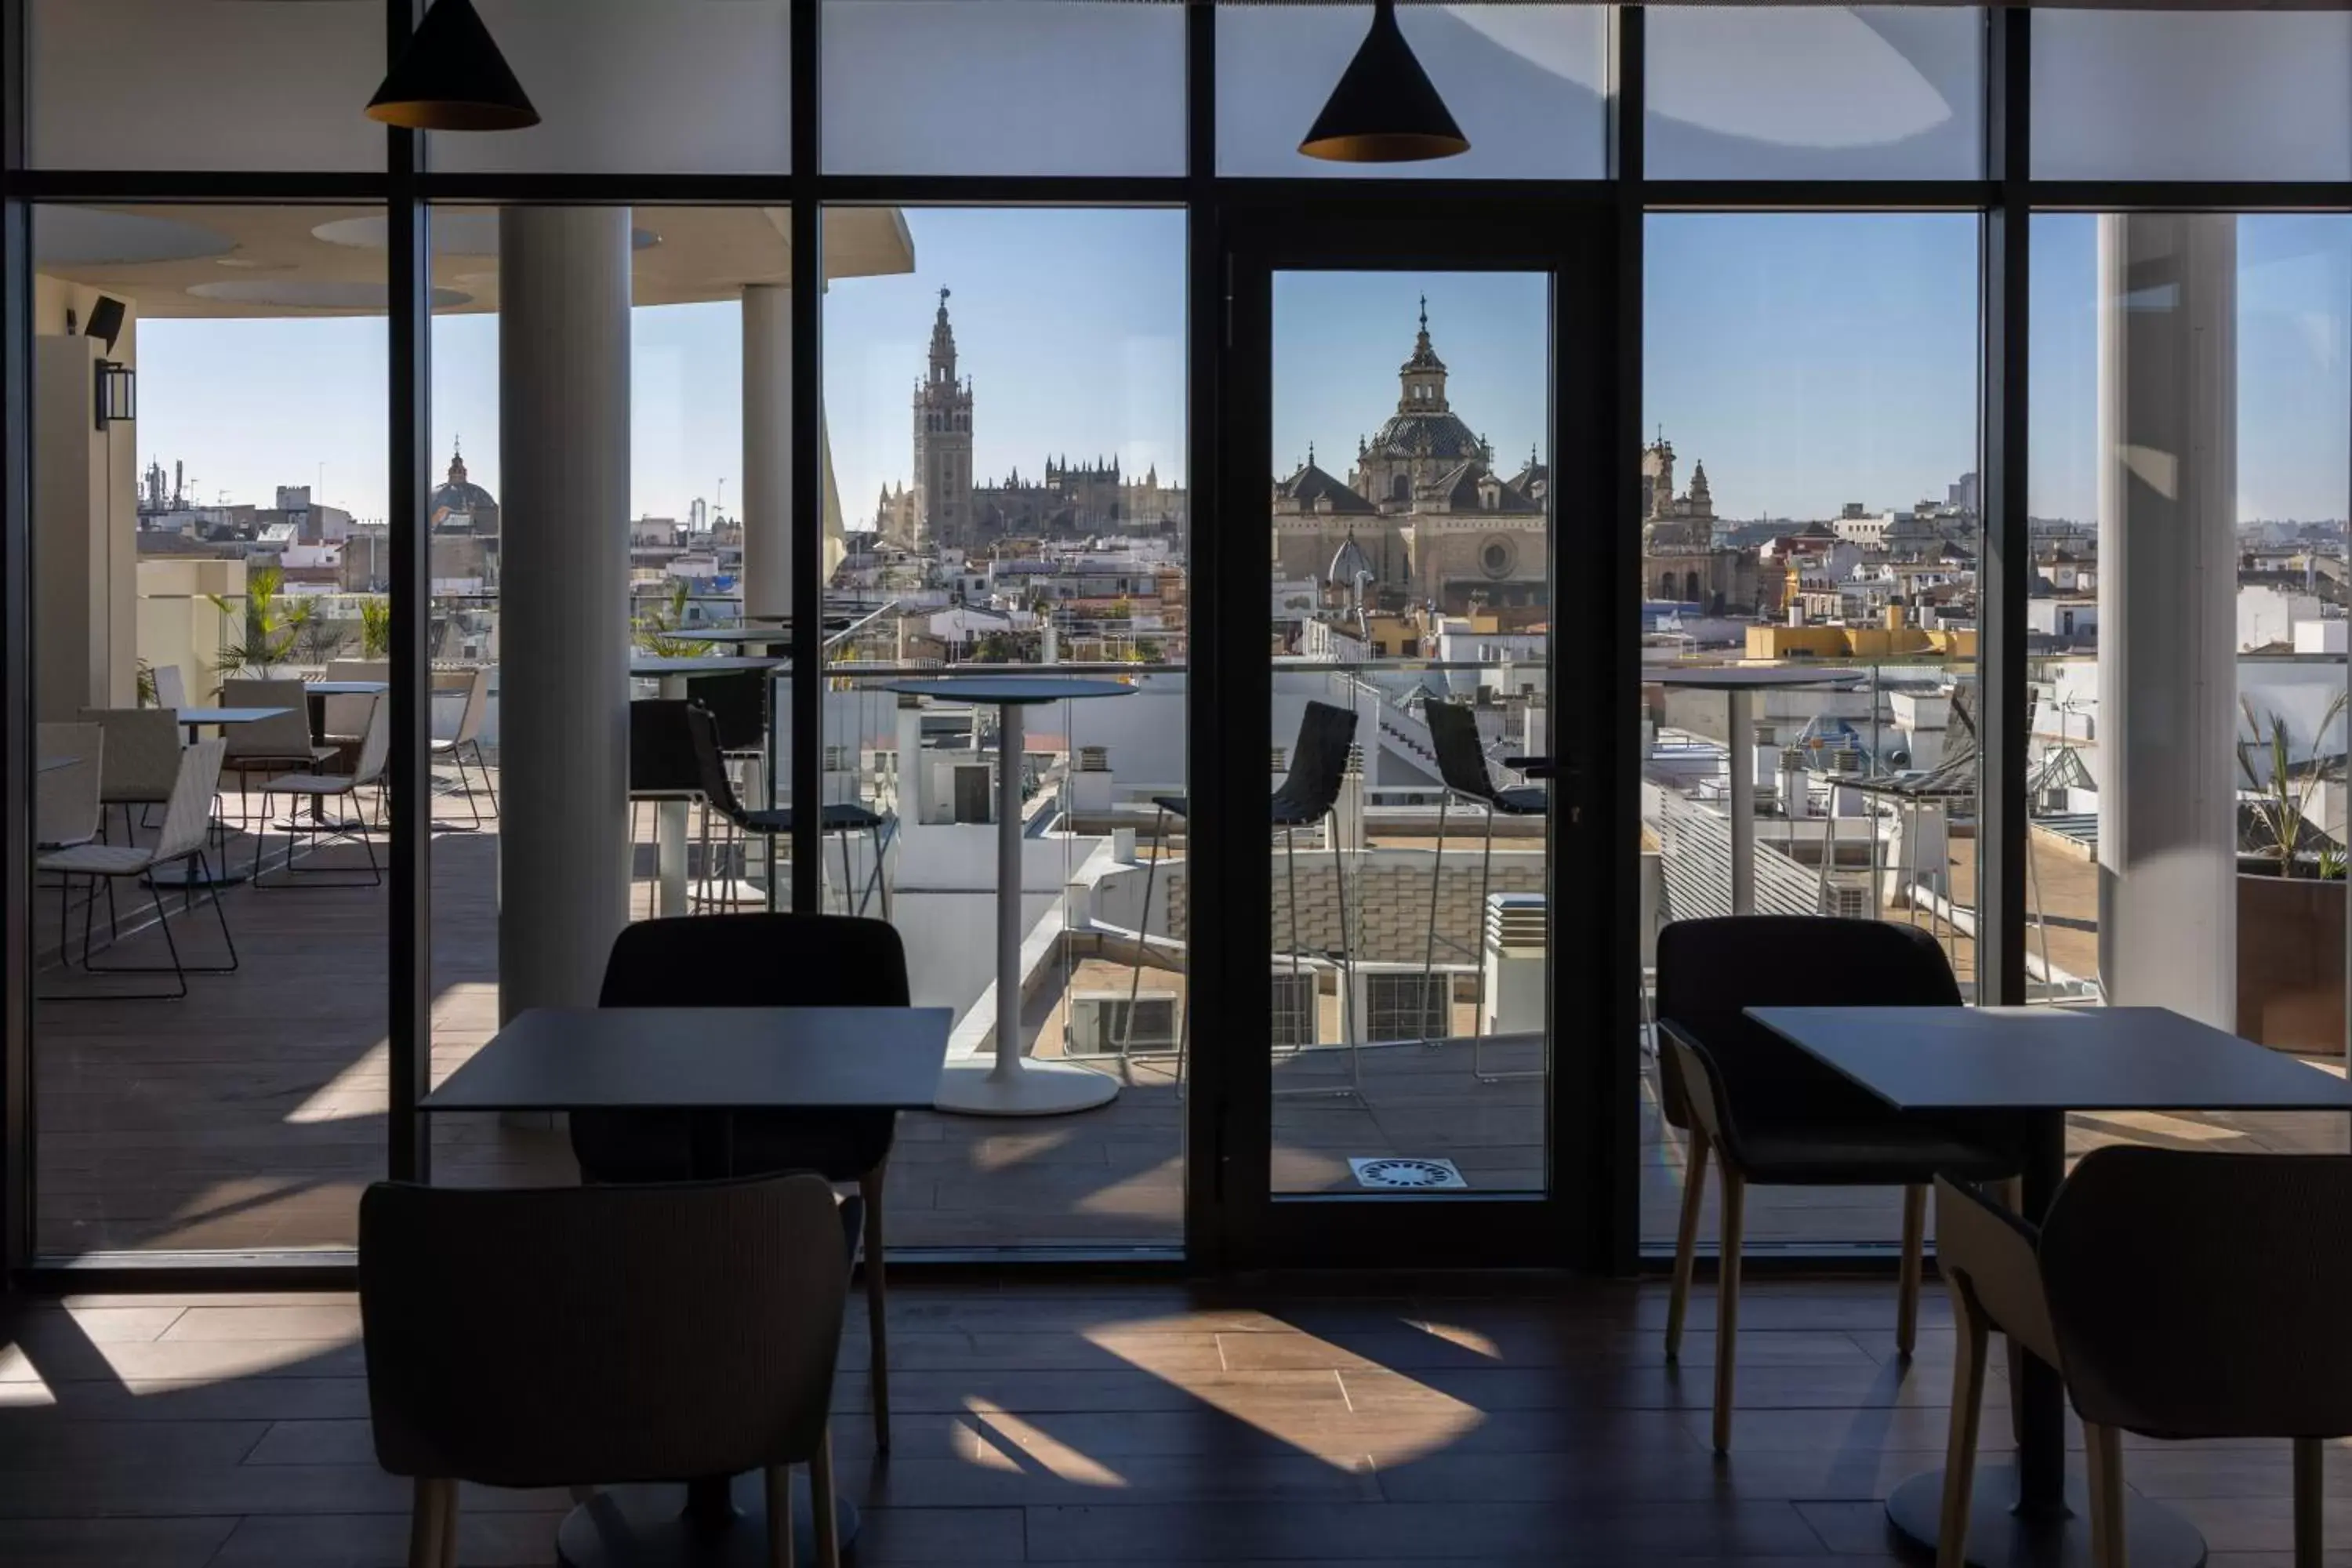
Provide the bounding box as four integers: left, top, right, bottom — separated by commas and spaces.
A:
27, 779, 2350, 1258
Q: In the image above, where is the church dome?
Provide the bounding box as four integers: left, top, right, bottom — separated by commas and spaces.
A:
1364, 409, 1484, 463
430, 447, 497, 523
1328, 530, 1375, 586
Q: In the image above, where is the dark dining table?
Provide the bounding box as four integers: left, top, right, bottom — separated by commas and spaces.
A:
1750, 1004, 2352, 1568
421, 1003, 952, 1568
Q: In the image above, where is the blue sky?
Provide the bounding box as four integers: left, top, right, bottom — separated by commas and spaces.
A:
133, 209, 2352, 529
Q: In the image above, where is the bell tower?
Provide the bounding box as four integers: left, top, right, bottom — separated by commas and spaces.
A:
912, 287, 975, 546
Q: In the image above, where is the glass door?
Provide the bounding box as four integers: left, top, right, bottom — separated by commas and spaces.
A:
1196, 200, 1621, 1268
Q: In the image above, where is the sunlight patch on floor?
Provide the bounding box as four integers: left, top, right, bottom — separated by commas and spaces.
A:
285, 1039, 390, 1124
963, 1397, 1129, 1487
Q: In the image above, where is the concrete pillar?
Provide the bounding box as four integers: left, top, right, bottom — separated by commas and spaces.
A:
741, 284, 793, 620
2096, 213, 2238, 1028
499, 207, 633, 1022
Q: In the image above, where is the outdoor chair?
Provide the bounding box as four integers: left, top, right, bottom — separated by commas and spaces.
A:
429, 666, 496, 829
38, 738, 236, 1000
220, 678, 335, 828
630, 698, 709, 904
1420, 698, 1546, 1080
36, 722, 103, 853
82, 706, 181, 844
150, 662, 187, 711
321, 659, 390, 751
360, 1173, 852, 1568
1657, 915, 2019, 1453
573, 913, 908, 1451
1117, 699, 1359, 1094
681, 703, 889, 917
252, 692, 388, 887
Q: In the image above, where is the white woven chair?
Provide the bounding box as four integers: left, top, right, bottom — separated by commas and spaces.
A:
430, 667, 496, 829
36, 723, 102, 852
39, 739, 237, 999
252, 694, 388, 887
82, 706, 182, 844
321, 659, 390, 747
220, 678, 334, 830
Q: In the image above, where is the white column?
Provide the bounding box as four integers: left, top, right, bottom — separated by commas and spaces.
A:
498, 207, 633, 1022
1727, 688, 1755, 916
2096, 213, 2238, 1028
741, 284, 793, 620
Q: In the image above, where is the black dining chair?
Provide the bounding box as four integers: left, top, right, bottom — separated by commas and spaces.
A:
1419, 699, 1545, 1078
1116, 700, 1361, 1091
573, 913, 907, 1450
2038, 1148, 2352, 1568
1657, 915, 2020, 1453
1931, 1174, 2054, 1568
360, 1173, 854, 1568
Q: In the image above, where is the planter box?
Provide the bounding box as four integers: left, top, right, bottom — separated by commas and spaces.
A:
2236, 870, 2346, 1054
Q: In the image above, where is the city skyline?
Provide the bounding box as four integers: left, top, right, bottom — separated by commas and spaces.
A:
132, 210, 2352, 532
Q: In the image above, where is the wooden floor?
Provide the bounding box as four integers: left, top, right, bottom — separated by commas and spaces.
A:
1, 1275, 2344, 1566
28, 786, 2349, 1257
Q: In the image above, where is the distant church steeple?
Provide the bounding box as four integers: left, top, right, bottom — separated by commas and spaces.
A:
1399, 298, 1450, 415
929, 287, 958, 385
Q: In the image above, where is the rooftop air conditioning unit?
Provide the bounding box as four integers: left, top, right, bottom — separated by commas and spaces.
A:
1347, 963, 1455, 1045
1482, 893, 1547, 1036
1069, 990, 1178, 1056
1270, 968, 1321, 1049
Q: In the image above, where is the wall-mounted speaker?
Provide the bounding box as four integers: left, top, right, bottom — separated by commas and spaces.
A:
83, 296, 125, 353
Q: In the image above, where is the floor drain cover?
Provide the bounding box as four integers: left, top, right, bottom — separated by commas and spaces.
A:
1349, 1157, 1468, 1190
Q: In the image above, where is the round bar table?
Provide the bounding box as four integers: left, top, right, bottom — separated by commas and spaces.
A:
886, 677, 1134, 1116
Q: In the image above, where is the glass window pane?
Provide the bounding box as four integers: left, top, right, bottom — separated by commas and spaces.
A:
2033, 12, 2352, 182
823, 1, 1184, 176
824, 206, 1188, 1244
1639, 212, 1983, 1250
1646, 5, 1984, 180
33, 204, 388, 1254
1218, 4, 1606, 180
432, 1, 791, 174
1268, 271, 1554, 1194
30, 1, 384, 171
2027, 212, 2352, 1098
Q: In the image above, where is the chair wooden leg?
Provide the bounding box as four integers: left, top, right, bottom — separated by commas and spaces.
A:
764, 1463, 796, 1568
1711, 1165, 1746, 1455
859, 1165, 891, 1450
2295, 1436, 2325, 1568
2083, 1420, 2125, 1568
1935, 1286, 1989, 1568
407, 1478, 453, 1568
811, 1428, 841, 1568
1665, 1131, 1711, 1361
439, 1480, 459, 1568
1897, 1183, 1927, 1359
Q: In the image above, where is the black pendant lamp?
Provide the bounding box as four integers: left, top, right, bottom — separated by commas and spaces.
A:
1298, 0, 1468, 164
367, 0, 539, 132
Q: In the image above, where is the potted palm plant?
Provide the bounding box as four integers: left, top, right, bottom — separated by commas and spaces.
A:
206, 564, 314, 683
2236, 691, 2349, 1053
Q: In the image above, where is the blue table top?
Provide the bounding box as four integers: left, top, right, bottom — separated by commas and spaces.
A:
884, 677, 1137, 706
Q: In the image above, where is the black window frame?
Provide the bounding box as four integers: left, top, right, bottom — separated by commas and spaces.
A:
2, 2, 2344, 1286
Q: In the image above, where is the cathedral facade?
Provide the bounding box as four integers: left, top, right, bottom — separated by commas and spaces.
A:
1639, 434, 1756, 613
1271, 303, 1548, 615
875, 290, 1186, 549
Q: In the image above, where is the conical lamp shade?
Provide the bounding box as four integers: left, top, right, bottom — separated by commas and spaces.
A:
367, 0, 539, 132
1298, 0, 1468, 163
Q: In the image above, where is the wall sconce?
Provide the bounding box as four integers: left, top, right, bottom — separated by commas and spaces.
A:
94, 361, 136, 430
